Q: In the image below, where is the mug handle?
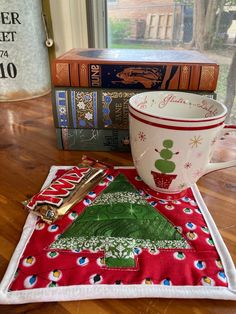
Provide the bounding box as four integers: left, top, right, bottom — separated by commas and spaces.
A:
204, 125, 236, 174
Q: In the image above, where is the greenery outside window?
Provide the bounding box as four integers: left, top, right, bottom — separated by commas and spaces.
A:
88, 0, 236, 124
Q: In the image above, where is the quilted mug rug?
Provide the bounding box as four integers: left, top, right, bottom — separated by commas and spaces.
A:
0, 165, 236, 303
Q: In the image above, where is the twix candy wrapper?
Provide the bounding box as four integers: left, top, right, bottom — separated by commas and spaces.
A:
24, 160, 112, 224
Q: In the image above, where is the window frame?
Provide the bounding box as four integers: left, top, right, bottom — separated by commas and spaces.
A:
86, 0, 107, 48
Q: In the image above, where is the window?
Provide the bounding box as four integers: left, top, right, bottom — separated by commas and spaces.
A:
103, 0, 236, 124
107, 0, 118, 4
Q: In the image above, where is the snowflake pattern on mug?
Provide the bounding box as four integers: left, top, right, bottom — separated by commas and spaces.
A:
184, 162, 192, 169
189, 136, 203, 148
138, 131, 146, 141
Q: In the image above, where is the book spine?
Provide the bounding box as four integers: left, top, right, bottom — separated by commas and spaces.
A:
52, 88, 217, 129
52, 62, 219, 92
198, 65, 219, 91
53, 89, 69, 127
53, 87, 137, 129
56, 128, 130, 151
52, 62, 71, 86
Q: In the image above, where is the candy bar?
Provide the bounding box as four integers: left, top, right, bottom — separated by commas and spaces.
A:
24, 166, 107, 223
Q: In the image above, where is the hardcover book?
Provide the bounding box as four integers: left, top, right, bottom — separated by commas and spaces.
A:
51, 48, 219, 92
52, 87, 216, 129
52, 87, 137, 129
56, 128, 130, 151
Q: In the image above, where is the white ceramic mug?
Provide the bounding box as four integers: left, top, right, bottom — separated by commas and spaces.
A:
129, 91, 236, 195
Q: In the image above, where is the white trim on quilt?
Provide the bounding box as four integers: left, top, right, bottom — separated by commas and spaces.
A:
192, 185, 236, 292
0, 166, 235, 304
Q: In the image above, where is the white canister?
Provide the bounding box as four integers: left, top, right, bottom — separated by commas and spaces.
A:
0, 0, 51, 101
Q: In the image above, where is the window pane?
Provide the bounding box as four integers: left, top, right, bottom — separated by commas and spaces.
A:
106, 0, 236, 124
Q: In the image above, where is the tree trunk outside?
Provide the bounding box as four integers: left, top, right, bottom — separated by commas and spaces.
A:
212, 0, 225, 48
203, 0, 219, 49
194, 0, 206, 50
192, 0, 221, 51
190, 1, 197, 48
224, 50, 236, 122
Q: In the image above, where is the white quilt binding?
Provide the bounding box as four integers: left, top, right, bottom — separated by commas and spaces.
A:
0, 166, 235, 304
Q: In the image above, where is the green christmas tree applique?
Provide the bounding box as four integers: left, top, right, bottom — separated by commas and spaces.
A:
50, 173, 190, 268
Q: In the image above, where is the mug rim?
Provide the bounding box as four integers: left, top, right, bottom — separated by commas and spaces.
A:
129, 91, 228, 123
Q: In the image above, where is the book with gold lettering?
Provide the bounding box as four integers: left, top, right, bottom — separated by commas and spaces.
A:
56, 128, 130, 151
52, 87, 138, 129
51, 48, 219, 92
52, 87, 216, 129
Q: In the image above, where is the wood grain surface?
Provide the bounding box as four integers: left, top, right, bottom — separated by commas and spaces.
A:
0, 93, 235, 313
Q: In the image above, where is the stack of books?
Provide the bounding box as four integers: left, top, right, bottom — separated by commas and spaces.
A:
51, 48, 219, 151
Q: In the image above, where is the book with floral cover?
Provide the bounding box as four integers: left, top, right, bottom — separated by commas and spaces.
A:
52, 87, 135, 129
52, 87, 216, 129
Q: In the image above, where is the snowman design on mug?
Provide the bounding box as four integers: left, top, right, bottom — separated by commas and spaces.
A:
151, 139, 179, 189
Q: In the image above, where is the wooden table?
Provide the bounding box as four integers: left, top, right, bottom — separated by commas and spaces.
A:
0, 93, 235, 313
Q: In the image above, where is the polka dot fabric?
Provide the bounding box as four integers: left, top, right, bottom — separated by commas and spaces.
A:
9, 168, 228, 291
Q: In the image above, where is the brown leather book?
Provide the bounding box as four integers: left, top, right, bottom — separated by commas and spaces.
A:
51, 48, 219, 92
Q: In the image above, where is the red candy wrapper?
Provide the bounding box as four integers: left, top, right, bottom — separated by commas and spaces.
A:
24, 160, 112, 223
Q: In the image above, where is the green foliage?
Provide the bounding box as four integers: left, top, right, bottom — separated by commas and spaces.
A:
216, 63, 230, 103
108, 18, 131, 43
225, 0, 236, 5
213, 36, 227, 49
175, 0, 193, 4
